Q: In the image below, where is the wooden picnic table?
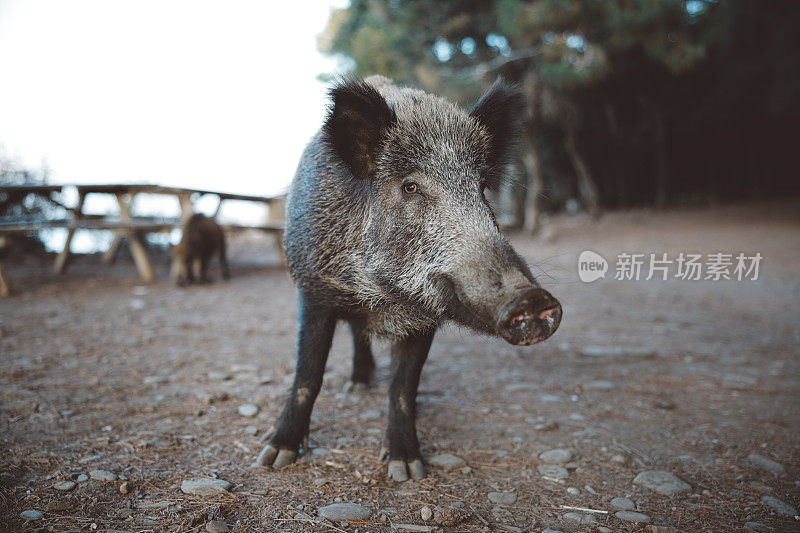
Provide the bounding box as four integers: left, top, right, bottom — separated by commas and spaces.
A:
0, 183, 286, 290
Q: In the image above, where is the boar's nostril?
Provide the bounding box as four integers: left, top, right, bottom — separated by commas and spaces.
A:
496, 288, 562, 346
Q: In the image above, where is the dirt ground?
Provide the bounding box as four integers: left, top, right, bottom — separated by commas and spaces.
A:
1, 201, 799, 532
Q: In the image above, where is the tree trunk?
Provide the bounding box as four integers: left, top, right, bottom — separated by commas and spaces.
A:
522, 143, 543, 234
565, 123, 600, 213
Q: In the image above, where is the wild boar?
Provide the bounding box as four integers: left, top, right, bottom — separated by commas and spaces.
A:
257, 76, 562, 481
171, 213, 229, 285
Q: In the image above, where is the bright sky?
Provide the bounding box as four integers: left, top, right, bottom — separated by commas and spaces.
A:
0, 0, 347, 198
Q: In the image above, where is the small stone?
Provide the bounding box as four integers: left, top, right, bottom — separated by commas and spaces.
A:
206, 520, 230, 533
563, 512, 596, 525
420, 506, 432, 521
616, 510, 650, 523
748, 481, 773, 493
180, 478, 232, 495
747, 453, 786, 477
207, 370, 232, 381
461, 465, 472, 475
583, 380, 615, 390
54, 480, 76, 491
488, 491, 517, 504
539, 394, 562, 403
238, 404, 260, 418
611, 497, 635, 510
644, 526, 683, 533
89, 469, 117, 481
539, 449, 573, 463
610, 454, 627, 464
761, 495, 797, 517
744, 522, 768, 531
359, 409, 382, 420
76, 474, 89, 482
313, 477, 330, 485
566, 487, 580, 495
311, 447, 332, 456
538, 464, 569, 480
542, 529, 563, 533
598, 528, 612, 533
392, 524, 436, 532
143, 375, 168, 384
317, 503, 372, 522
580, 346, 656, 358
20, 510, 43, 520
633, 470, 691, 495
428, 453, 465, 470
119, 481, 129, 494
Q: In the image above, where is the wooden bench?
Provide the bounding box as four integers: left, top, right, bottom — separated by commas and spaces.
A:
0, 184, 286, 293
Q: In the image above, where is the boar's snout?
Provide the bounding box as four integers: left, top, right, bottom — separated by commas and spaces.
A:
495, 288, 562, 346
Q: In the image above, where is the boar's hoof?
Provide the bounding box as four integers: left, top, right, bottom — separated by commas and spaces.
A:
256, 444, 297, 469
387, 459, 427, 482
342, 380, 368, 394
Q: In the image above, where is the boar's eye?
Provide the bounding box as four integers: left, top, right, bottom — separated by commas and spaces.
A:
402, 182, 419, 195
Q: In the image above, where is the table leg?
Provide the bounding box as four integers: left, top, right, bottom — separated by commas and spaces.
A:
115, 193, 155, 283
0, 263, 13, 297
102, 233, 123, 265
54, 191, 86, 274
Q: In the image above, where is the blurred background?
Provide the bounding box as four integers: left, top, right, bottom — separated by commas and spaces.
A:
4, 0, 799, 239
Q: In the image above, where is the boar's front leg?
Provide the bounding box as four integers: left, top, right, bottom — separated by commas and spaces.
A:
384, 329, 435, 481
256, 295, 336, 469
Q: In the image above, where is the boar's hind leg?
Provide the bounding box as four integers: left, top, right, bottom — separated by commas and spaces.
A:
383, 329, 435, 482
343, 317, 375, 393
256, 296, 335, 469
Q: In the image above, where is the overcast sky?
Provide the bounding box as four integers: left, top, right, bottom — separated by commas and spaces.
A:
0, 0, 347, 197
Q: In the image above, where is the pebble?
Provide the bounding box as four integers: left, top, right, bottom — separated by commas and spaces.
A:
20, 510, 43, 520
311, 447, 332, 456
539, 394, 562, 403
611, 497, 635, 510
89, 469, 117, 481
461, 466, 472, 475
744, 522, 767, 531
238, 404, 260, 417
358, 409, 382, 420
539, 449, 573, 463
537, 464, 569, 480
580, 346, 656, 358
206, 520, 229, 533
542, 529, 563, 533
633, 470, 690, 495
143, 375, 168, 384
747, 453, 786, 477
392, 525, 436, 532
761, 495, 797, 517
120, 481, 129, 494
54, 480, 76, 491
76, 474, 88, 482
487, 491, 517, 504
313, 477, 330, 486
610, 454, 627, 464
563, 512, 597, 525
207, 370, 232, 381
566, 486, 580, 495
615, 510, 650, 523
317, 503, 372, 522
583, 380, 615, 390
427, 453, 465, 470
420, 506, 432, 521
180, 478, 233, 495
748, 481, 773, 493
598, 528, 612, 533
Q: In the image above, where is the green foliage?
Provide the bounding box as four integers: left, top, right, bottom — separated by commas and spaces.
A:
319, 0, 800, 210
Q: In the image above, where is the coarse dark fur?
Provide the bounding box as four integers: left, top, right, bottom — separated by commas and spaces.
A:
171, 213, 230, 285
257, 76, 561, 481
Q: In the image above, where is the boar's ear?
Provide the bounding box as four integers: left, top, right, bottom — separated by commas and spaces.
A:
469, 77, 524, 175
323, 78, 397, 180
